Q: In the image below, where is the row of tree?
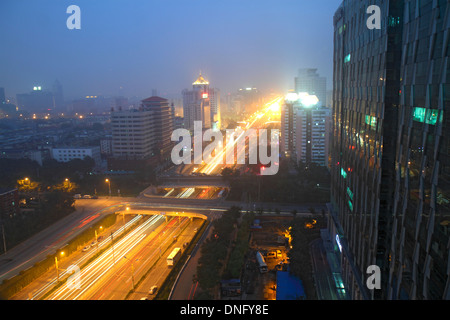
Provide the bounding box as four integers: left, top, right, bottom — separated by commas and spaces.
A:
0, 191, 75, 254
225, 159, 330, 203
195, 206, 242, 299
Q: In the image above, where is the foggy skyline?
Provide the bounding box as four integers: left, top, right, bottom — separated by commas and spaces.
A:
0, 0, 341, 100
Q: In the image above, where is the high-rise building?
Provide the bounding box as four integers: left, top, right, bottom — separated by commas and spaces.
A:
52, 80, 64, 111
141, 96, 174, 162
281, 94, 331, 166
390, 0, 450, 300
182, 73, 220, 131
111, 96, 173, 163
295, 69, 327, 107
329, 0, 450, 300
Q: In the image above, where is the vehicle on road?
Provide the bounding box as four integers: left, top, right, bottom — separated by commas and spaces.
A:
256, 251, 268, 273
167, 247, 181, 267
82, 246, 90, 252
82, 195, 92, 199
149, 285, 158, 295
74, 194, 82, 199
90, 240, 97, 247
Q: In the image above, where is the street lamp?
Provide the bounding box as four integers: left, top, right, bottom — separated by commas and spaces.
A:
123, 256, 138, 291
55, 251, 65, 282
105, 179, 111, 198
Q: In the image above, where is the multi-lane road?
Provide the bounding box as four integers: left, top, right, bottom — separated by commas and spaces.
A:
0, 96, 327, 300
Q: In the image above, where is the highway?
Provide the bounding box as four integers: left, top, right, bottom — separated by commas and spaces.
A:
45, 214, 166, 300
0, 95, 327, 300
0, 198, 134, 284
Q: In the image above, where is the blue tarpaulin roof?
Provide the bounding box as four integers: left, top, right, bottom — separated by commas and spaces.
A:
276, 271, 306, 300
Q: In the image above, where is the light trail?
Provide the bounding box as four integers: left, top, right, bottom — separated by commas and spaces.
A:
30, 214, 143, 300
40, 214, 164, 300
164, 188, 174, 197
199, 96, 282, 175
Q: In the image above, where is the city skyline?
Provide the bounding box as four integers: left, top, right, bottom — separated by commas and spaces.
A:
0, 0, 340, 100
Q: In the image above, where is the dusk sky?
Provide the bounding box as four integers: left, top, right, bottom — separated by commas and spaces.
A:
0, 0, 342, 101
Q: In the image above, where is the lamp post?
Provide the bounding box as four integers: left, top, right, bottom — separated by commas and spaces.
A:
105, 179, 111, 198
55, 251, 65, 282
123, 256, 138, 291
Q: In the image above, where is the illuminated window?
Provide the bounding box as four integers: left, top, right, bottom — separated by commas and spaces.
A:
365, 115, 377, 128
344, 54, 351, 63
413, 107, 440, 125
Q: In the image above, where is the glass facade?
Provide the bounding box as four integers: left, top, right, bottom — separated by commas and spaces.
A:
330, 0, 450, 299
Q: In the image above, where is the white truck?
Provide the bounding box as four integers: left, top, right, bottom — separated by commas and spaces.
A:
167, 247, 181, 267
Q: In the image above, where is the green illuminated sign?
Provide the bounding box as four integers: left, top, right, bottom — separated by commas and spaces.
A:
348, 200, 353, 211
347, 187, 353, 200
341, 168, 347, 179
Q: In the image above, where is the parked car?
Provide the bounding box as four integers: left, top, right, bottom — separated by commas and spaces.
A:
82, 195, 92, 199
82, 246, 90, 252
90, 240, 97, 247
74, 194, 82, 199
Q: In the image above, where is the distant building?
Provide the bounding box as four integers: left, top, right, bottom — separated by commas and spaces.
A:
294, 69, 327, 107
0, 149, 44, 166
182, 73, 220, 131
51, 146, 101, 167
111, 96, 174, 165
52, 80, 64, 111
100, 138, 113, 156
141, 96, 174, 163
0, 188, 19, 220
16, 86, 54, 114
281, 96, 331, 166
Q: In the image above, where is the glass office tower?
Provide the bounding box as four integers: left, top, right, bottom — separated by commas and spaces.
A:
329, 0, 449, 300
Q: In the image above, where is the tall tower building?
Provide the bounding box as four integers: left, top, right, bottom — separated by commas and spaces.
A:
52, 80, 64, 111
182, 72, 220, 131
281, 94, 331, 166
141, 96, 174, 162
329, 0, 450, 300
295, 68, 327, 107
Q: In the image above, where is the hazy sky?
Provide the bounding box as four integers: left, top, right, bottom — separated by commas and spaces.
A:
0, 0, 342, 101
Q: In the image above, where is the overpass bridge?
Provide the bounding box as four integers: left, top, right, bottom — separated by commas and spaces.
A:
157, 176, 229, 188
115, 207, 209, 221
